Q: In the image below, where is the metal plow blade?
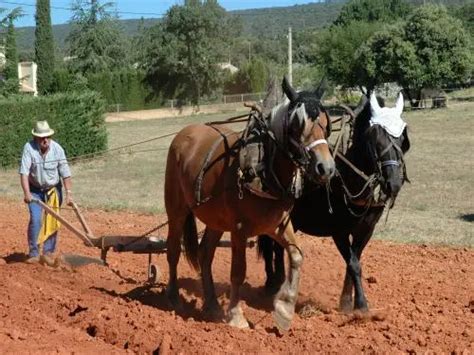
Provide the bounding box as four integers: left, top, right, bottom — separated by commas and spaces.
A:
59, 253, 105, 267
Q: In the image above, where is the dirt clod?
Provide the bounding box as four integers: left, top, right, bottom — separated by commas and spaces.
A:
367, 276, 377, 284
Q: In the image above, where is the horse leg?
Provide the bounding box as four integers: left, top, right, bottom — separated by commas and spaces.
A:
199, 227, 224, 319
273, 240, 286, 292
258, 235, 276, 294
339, 267, 354, 313
272, 218, 303, 331
166, 214, 187, 307
333, 234, 368, 312
226, 232, 249, 329
338, 212, 380, 312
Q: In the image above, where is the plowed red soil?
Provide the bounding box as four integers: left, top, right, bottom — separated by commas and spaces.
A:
1, 198, 472, 354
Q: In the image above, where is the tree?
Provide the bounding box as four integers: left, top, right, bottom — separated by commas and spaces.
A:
66, 0, 128, 76
454, 3, 474, 37
315, 21, 380, 88
0, 7, 22, 96
357, 5, 472, 105
142, 1, 236, 105
333, 0, 410, 27
223, 58, 269, 94
35, 0, 55, 94
314, 0, 410, 88
356, 24, 422, 91
4, 17, 18, 88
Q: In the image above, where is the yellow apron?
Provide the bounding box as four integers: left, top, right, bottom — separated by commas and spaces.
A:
37, 188, 61, 245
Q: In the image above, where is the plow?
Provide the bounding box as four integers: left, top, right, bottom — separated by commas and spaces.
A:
32, 198, 255, 283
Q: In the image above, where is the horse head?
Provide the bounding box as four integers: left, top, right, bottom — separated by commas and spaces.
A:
272, 76, 335, 183
353, 93, 410, 201
370, 124, 410, 200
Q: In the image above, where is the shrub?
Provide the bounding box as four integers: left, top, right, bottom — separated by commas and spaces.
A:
0, 91, 107, 168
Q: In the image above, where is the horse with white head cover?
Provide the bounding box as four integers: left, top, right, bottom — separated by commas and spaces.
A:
370, 92, 406, 138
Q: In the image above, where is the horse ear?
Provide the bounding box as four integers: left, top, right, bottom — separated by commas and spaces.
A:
395, 92, 404, 115
314, 77, 327, 99
401, 127, 410, 153
282, 76, 298, 102
353, 95, 368, 117
370, 92, 382, 115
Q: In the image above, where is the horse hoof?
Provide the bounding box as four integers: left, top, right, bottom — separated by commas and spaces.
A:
227, 318, 250, 329
273, 300, 294, 331
339, 301, 353, 314
354, 305, 369, 313
203, 304, 224, 322
226, 308, 249, 329
273, 310, 291, 332
165, 288, 182, 311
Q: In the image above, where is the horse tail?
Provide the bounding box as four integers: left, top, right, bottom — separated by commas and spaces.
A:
183, 212, 200, 272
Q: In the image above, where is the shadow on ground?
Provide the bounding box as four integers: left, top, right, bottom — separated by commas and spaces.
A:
3, 252, 28, 263
459, 214, 474, 222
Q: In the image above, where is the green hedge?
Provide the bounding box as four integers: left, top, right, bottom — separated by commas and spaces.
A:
52, 68, 163, 111
0, 91, 107, 168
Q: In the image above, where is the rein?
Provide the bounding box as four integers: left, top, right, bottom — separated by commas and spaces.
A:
335, 128, 408, 217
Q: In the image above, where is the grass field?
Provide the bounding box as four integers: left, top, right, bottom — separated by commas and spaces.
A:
0, 102, 472, 247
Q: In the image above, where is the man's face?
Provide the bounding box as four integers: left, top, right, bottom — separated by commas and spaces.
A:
35, 136, 51, 152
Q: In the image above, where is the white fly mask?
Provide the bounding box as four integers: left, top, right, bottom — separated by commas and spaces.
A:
370, 92, 407, 138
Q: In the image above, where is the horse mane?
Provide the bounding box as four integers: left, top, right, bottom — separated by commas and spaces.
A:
352, 99, 371, 147
347, 97, 375, 174
268, 101, 290, 144
262, 75, 284, 117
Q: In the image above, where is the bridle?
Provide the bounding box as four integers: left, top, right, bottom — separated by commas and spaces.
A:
286, 103, 330, 170
336, 125, 409, 217
371, 129, 409, 184
246, 100, 331, 199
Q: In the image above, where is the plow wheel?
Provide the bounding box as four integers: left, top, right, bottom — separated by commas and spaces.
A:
147, 254, 160, 284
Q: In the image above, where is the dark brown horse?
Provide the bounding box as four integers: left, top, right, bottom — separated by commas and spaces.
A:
165, 77, 335, 330
258, 94, 411, 312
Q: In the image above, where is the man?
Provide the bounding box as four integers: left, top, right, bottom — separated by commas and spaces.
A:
19, 120, 73, 265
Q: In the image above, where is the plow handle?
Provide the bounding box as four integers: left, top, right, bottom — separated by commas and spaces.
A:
32, 198, 96, 248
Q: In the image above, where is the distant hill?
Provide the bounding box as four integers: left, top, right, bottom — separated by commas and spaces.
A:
232, 2, 345, 37
15, 2, 346, 55
13, 0, 471, 56
15, 18, 160, 56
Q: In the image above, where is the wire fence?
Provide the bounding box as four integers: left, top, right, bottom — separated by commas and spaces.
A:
107, 86, 474, 113
107, 92, 266, 112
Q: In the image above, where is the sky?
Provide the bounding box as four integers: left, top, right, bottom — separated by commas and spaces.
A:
0, 0, 323, 27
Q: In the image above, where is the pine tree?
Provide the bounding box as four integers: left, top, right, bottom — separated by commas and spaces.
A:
35, 0, 55, 95
66, 0, 127, 76
4, 17, 19, 92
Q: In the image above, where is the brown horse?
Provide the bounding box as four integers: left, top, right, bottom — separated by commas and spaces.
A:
164, 77, 335, 330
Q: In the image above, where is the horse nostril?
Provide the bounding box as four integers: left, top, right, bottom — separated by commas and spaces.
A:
316, 162, 334, 177
316, 163, 326, 176
386, 180, 402, 196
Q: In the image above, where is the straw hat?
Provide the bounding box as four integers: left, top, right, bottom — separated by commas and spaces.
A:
32, 120, 55, 138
